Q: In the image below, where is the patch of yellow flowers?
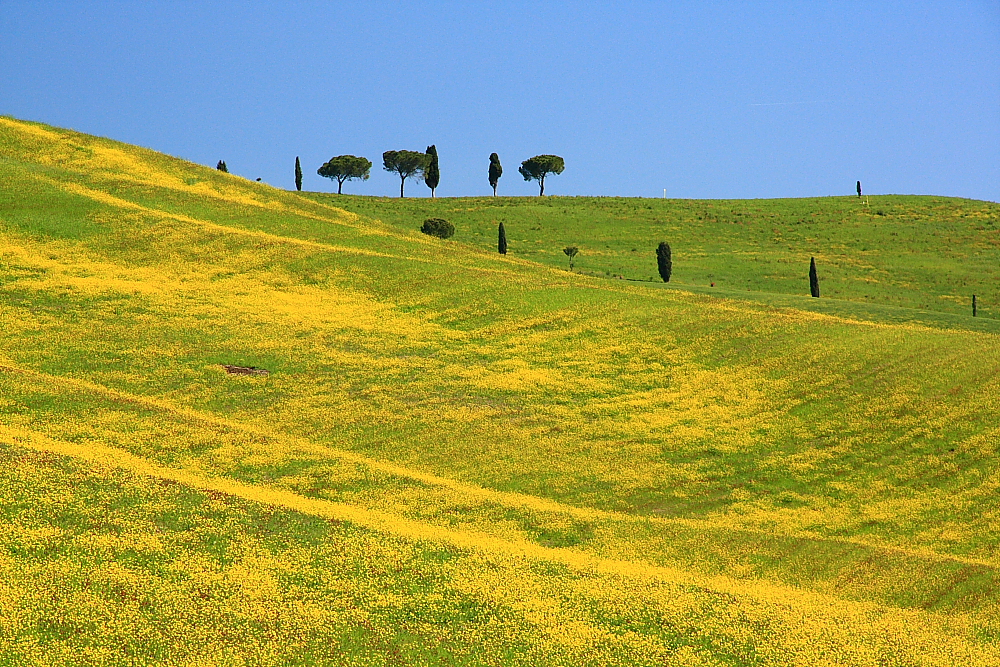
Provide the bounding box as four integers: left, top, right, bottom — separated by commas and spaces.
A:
2, 116, 1000, 664
0, 437, 996, 666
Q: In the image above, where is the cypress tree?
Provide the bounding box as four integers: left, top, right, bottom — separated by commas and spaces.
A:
295, 156, 303, 191
489, 153, 503, 196
656, 242, 672, 282
216, 160, 228, 173
498, 222, 507, 255
856, 180, 862, 197
809, 257, 820, 297
425, 145, 440, 197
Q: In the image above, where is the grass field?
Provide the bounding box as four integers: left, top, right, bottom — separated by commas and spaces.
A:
314, 192, 1000, 322
2, 115, 1000, 665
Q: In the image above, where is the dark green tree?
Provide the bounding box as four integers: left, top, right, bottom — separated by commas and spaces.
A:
809, 257, 820, 297
656, 242, 672, 282
295, 156, 303, 191
498, 222, 507, 255
563, 246, 579, 270
216, 160, 228, 173
519, 155, 564, 196
856, 181, 862, 197
424, 145, 440, 197
421, 218, 454, 239
383, 150, 431, 198
317, 155, 372, 194
489, 153, 503, 196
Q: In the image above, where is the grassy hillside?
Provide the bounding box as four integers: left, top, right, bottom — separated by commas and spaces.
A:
313, 193, 1000, 322
2, 116, 1000, 665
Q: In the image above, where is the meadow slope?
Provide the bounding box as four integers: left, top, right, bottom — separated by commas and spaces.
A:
316, 192, 1000, 324
2, 116, 1000, 666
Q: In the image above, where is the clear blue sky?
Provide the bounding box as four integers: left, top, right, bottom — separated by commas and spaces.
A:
2, 2, 997, 201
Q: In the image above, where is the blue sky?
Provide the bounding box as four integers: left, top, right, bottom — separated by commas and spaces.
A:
2, 2, 997, 200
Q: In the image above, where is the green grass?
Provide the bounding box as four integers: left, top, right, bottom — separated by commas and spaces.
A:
3, 116, 1000, 665
309, 192, 1000, 321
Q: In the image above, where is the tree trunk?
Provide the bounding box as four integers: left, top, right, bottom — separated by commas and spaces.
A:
431, 187, 436, 198
539, 175, 545, 196
492, 184, 497, 197
337, 179, 343, 195
400, 175, 405, 198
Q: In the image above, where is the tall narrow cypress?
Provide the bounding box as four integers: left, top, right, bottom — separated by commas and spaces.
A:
656, 242, 672, 282
498, 222, 508, 255
425, 145, 440, 197
809, 257, 820, 297
294, 156, 303, 191
489, 153, 503, 196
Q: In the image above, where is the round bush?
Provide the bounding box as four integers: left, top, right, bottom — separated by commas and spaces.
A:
421, 218, 454, 239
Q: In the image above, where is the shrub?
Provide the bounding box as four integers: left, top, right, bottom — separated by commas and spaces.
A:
421, 218, 454, 239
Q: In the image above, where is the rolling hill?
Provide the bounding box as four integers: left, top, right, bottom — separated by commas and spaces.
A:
2, 116, 1000, 666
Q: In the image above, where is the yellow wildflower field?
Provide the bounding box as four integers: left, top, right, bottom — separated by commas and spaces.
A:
2, 116, 1000, 665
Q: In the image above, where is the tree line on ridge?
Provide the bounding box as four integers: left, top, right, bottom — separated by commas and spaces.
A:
222, 147, 566, 197
214, 157, 954, 310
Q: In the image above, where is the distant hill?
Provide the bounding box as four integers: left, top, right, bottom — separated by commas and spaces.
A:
309, 191, 1000, 326
2, 116, 999, 665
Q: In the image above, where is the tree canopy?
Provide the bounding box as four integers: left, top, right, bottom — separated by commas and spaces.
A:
518, 155, 564, 196
488, 153, 502, 196
562, 245, 579, 270
424, 145, 440, 197
317, 155, 372, 194
383, 150, 431, 198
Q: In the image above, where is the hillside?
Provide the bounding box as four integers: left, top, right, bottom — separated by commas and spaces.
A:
2, 116, 1000, 666
313, 192, 1000, 326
